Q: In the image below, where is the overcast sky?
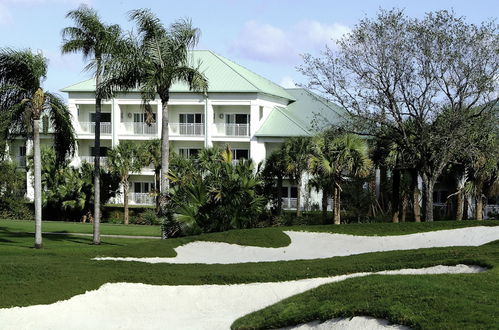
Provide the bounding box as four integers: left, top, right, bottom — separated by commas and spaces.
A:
0, 0, 497, 97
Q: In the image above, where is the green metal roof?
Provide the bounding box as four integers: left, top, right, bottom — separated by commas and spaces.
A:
256, 88, 346, 137
61, 50, 294, 101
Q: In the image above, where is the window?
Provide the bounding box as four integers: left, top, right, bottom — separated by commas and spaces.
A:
226, 114, 249, 124
179, 113, 204, 124
19, 146, 26, 157
259, 106, 263, 120
179, 148, 201, 158
90, 113, 111, 122
134, 182, 152, 193
232, 149, 249, 160
90, 147, 109, 157
133, 113, 156, 123
280, 186, 298, 198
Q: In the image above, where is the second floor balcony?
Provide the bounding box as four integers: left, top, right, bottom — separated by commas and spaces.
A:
122, 122, 158, 136
79, 122, 112, 135
213, 123, 250, 137
169, 123, 204, 136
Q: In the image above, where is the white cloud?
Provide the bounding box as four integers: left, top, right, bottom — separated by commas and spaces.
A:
280, 76, 296, 88
230, 20, 350, 63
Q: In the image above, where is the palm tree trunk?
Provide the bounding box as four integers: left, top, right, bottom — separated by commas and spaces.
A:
93, 67, 102, 245
333, 185, 341, 225
276, 174, 283, 215
33, 119, 42, 249
124, 180, 129, 225
456, 191, 464, 221
400, 192, 407, 222
392, 168, 400, 223
159, 96, 170, 216
475, 183, 484, 220
155, 168, 160, 214
411, 169, 421, 222
296, 176, 302, 217
321, 189, 328, 224
423, 174, 435, 222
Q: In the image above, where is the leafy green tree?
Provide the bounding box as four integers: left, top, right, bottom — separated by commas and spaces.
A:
0, 49, 75, 248
261, 148, 287, 215
282, 136, 311, 217
62, 4, 122, 243
0, 159, 30, 220
106, 142, 143, 225
103, 9, 208, 217
300, 9, 498, 221
309, 132, 371, 224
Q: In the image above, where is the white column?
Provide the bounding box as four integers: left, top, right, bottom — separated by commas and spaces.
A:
111, 98, 120, 147
156, 99, 162, 140
249, 101, 265, 166
25, 139, 34, 201
205, 95, 213, 148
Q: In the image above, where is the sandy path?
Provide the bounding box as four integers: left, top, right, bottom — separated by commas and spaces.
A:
0, 265, 484, 330
95, 226, 499, 264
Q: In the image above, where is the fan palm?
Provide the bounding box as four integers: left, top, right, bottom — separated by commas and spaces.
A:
103, 9, 208, 216
282, 136, 311, 216
309, 132, 371, 224
61, 4, 122, 244
0, 48, 75, 248
106, 141, 143, 225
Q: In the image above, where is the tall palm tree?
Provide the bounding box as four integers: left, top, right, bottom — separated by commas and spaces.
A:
262, 149, 287, 215
103, 9, 208, 216
282, 137, 311, 216
0, 48, 75, 248
139, 139, 161, 212
61, 4, 122, 244
309, 132, 371, 224
107, 142, 143, 225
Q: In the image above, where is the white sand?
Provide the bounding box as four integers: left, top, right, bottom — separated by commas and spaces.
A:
283, 316, 411, 329
95, 226, 499, 264
0, 264, 484, 330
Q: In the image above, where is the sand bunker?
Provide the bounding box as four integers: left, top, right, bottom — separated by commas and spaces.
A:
283, 316, 410, 329
95, 226, 499, 264
0, 264, 484, 330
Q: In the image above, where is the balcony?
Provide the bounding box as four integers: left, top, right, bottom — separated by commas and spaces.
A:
80, 156, 108, 167
131, 192, 155, 205
213, 123, 250, 137
79, 122, 112, 135
169, 123, 204, 136
282, 197, 297, 209
122, 122, 157, 136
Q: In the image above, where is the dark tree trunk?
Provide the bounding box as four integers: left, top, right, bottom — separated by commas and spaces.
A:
333, 185, 341, 225
276, 174, 283, 215
296, 176, 302, 217
456, 191, 464, 221
423, 174, 435, 222
400, 192, 408, 222
410, 169, 421, 222
392, 168, 401, 223
321, 189, 328, 224
475, 183, 484, 220
379, 166, 388, 211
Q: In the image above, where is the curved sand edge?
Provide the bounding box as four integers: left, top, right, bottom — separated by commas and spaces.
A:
281, 316, 410, 329
0, 265, 485, 330
94, 226, 499, 264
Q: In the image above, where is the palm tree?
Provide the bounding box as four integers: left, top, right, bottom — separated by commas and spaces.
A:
282, 137, 311, 216
103, 9, 208, 216
106, 142, 142, 225
0, 48, 75, 248
262, 149, 287, 215
309, 132, 371, 224
61, 4, 122, 244
139, 139, 161, 212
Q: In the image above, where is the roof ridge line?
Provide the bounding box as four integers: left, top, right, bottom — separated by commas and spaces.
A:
208, 51, 261, 92
60, 78, 94, 91
274, 106, 309, 134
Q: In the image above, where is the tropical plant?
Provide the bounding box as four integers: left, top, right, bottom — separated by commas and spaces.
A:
166, 147, 266, 236
0, 158, 30, 220
106, 142, 143, 225
138, 139, 161, 212
261, 149, 287, 215
282, 136, 311, 216
62, 4, 122, 243
309, 131, 371, 224
103, 9, 208, 217
0, 48, 75, 248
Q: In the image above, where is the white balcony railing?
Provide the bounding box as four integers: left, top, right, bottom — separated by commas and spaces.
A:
131, 192, 155, 205
79, 122, 112, 135
17, 156, 26, 168
282, 197, 297, 209
80, 156, 108, 167
169, 123, 204, 136
122, 122, 158, 135
213, 123, 250, 137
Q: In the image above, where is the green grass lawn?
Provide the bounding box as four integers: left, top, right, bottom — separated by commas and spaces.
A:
0, 219, 498, 329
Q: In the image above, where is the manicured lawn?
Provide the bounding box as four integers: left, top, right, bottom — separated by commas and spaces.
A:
0, 219, 162, 237
0, 220, 498, 329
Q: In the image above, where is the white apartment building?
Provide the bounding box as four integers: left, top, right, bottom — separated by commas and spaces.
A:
10, 50, 344, 210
